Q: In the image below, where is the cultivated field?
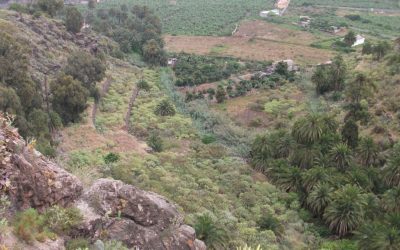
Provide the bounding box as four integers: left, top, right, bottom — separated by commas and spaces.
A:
96, 0, 275, 36
165, 21, 332, 64
292, 0, 400, 9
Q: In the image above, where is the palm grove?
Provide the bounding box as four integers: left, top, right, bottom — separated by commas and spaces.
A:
250, 41, 400, 247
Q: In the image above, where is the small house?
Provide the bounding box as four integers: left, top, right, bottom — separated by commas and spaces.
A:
259, 9, 280, 18
352, 35, 365, 47
168, 58, 178, 67
329, 26, 343, 34
299, 16, 311, 28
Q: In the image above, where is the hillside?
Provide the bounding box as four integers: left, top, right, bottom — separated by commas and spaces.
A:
0, 7, 321, 250
1, 0, 400, 249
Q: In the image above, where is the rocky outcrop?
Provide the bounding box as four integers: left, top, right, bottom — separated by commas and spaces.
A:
0, 116, 205, 249
74, 179, 206, 250
0, 117, 83, 211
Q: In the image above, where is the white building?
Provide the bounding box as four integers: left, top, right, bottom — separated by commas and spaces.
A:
352, 35, 365, 47
259, 9, 280, 17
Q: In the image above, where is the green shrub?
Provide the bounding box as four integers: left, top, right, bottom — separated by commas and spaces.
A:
103, 152, 120, 164
66, 237, 90, 250
14, 208, 45, 244
44, 206, 82, 234
257, 214, 284, 237
104, 240, 129, 250
147, 133, 164, 152
201, 134, 217, 144
154, 99, 176, 116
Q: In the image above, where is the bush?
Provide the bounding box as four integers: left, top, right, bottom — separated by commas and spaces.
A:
104, 240, 129, 250
154, 100, 176, 116
66, 237, 90, 250
103, 152, 120, 164
257, 214, 284, 237
44, 206, 82, 234
65, 6, 83, 34
147, 133, 164, 152
201, 134, 217, 144
14, 208, 45, 244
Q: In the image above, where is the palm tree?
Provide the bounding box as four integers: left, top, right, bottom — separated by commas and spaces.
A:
381, 187, 400, 213
194, 214, 228, 250
291, 144, 321, 169
329, 143, 353, 171
273, 166, 303, 192
306, 183, 333, 217
357, 137, 379, 167
346, 72, 375, 104
251, 134, 273, 172
323, 185, 367, 237
292, 114, 325, 145
330, 55, 347, 92
356, 214, 400, 250
154, 99, 176, 116
383, 142, 400, 188
302, 166, 334, 192
274, 131, 295, 159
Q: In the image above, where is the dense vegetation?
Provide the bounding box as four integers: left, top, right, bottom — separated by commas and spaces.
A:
1, 0, 400, 249
93, 0, 276, 36
85, 4, 166, 65
250, 41, 400, 248
0, 28, 106, 156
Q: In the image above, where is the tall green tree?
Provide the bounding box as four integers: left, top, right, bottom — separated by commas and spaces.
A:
142, 39, 166, 66
341, 119, 359, 149
346, 72, 375, 104
0, 86, 22, 114
65, 6, 83, 34
323, 185, 366, 237
344, 31, 356, 47
37, 0, 63, 17
51, 74, 89, 124
372, 41, 391, 60
63, 51, 106, 94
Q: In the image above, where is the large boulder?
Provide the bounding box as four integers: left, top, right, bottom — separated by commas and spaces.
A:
74, 179, 206, 250
0, 120, 83, 211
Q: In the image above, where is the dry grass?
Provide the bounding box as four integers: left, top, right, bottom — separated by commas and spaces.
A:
165, 21, 332, 64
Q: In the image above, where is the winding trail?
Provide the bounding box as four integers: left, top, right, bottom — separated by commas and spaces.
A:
125, 86, 140, 131
92, 77, 112, 127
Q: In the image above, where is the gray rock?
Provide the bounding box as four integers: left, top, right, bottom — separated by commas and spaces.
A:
75, 179, 206, 249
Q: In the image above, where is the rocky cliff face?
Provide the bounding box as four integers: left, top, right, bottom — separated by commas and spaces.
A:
0, 115, 205, 249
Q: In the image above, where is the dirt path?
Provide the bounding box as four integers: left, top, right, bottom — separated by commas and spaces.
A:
125, 86, 139, 131
92, 77, 112, 127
